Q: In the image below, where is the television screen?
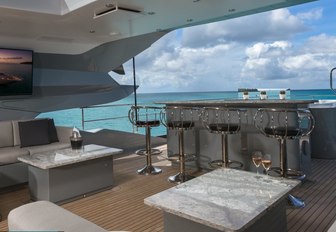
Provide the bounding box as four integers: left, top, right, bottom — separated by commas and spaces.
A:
0, 48, 33, 96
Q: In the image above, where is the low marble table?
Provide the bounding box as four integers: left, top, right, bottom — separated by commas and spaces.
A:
145, 169, 300, 232
18, 144, 123, 203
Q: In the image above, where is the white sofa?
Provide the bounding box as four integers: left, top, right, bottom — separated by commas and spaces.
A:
8, 201, 107, 232
8, 201, 128, 232
0, 119, 72, 188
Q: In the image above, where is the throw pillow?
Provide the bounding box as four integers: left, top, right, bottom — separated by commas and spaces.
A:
48, 118, 59, 143
19, 119, 50, 147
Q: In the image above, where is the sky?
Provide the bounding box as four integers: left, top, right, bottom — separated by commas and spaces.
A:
114, 0, 336, 93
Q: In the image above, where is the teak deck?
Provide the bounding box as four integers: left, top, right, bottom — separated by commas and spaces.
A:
0, 131, 335, 231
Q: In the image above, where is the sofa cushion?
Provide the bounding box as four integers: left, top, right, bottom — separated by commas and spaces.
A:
0, 120, 14, 147
19, 119, 50, 148
48, 118, 59, 143
8, 201, 107, 232
26, 142, 71, 155
0, 146, 30, 165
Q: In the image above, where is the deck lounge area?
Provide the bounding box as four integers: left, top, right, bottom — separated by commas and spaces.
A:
0, 130, 336, 231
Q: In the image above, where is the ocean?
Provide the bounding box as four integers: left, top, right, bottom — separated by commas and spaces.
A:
39, 89, 336, 136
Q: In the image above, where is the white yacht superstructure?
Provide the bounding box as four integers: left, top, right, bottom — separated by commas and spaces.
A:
0, 0, 315, 120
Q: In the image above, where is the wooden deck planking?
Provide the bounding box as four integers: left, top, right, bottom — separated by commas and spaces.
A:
287, 159, 336, 232
0, 130, 336, 231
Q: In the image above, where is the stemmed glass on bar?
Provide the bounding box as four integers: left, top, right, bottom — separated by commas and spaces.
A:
252, 151, 263, 174
262, 154, 272, 174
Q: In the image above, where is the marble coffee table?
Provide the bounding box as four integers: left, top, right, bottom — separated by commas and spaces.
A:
18, 144, 123, 203
145, 168, 300, 232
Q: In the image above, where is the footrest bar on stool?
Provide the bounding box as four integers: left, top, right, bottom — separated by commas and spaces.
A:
286, 169, 306, 181
267, 167, 306, 181
136, 148, 162, 156
167, 154, 197, 163
209, 159, 244, 169
137, 165, 162, 175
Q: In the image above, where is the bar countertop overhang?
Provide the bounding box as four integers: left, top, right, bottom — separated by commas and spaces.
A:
157, 99, 317, 108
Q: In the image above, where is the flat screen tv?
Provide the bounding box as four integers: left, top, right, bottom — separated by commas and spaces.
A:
0, 48, 33, 96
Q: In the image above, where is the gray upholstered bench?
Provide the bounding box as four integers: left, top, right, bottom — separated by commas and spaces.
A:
8, 201, 108, 232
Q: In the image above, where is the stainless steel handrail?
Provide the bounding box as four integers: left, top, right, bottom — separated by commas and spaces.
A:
330, 67, 336, 94
80, 102, 164, 131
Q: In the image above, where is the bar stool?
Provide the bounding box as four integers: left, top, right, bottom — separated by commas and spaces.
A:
128, 105, 162, 175
201, 107, 244, 169
160, 106, 198, 183
254, 108, 315, 207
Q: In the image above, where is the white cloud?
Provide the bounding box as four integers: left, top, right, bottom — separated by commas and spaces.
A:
245, 41, 291, 59
241, 33, 336, 83
303, 34, 336, 54
181, 8, 307, 48
297, 8, 323, 20
114, 3, 334, 92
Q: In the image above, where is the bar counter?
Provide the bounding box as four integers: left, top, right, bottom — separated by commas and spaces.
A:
160, 99, 316, 174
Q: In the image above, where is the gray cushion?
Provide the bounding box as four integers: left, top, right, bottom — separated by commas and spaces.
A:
19, 119, 50, 148
0, 146, 29, 164
0, 120, 14, 147
8, 201, 107, 232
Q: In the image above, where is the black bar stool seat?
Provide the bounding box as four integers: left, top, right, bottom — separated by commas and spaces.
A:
167, 121, 194, 129
208, 123, 240, 133
135, 120, 161, 127
264, 127, 303, 138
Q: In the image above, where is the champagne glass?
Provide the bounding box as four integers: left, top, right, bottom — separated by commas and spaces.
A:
252, 151, 263, 174
262, 154, 272, 174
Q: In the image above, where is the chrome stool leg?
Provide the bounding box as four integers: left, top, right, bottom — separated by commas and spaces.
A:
137, 126, 162, 175
279, 138, 305, 208
168, 128, 193, 183
209, 133, 244, 169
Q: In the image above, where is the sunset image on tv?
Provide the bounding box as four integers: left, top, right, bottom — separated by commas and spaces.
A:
0, 48, 33, 96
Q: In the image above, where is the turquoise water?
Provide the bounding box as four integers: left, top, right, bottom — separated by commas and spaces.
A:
39, 89, 336, 136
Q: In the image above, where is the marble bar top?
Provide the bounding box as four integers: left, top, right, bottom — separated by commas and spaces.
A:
18, 144, 123, 169
145, 169, 300, 231
157, 99, 317, 108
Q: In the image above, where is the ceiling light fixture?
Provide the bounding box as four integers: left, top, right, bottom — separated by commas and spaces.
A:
94, 2, 143, 19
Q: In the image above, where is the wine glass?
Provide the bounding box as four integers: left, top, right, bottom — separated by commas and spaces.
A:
262, 154, 272, 174
252, 151, 263, 174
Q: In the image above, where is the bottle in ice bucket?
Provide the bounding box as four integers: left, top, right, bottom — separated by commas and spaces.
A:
70, 127, 83, 150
